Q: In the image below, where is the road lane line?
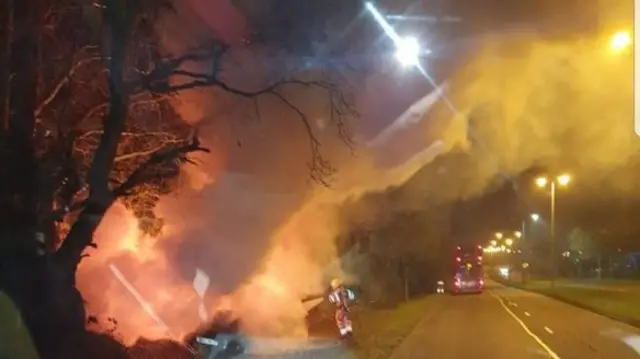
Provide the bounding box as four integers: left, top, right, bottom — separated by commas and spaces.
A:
524, 311, 531, 317
490, 291, 561, 359
622, 335, 640, 355
512, 303, 518, 307
544, 327, 554, 334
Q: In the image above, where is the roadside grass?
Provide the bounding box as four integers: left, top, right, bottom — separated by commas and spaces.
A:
495, 277, 640, 328
349, 296, 436, 359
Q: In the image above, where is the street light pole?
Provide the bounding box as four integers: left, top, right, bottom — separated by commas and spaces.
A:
550, 181, 556, 288
536, 174, 570, 289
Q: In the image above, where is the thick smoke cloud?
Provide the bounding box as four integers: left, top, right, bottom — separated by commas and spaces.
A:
403, 34, 635, 202
76, 3, 635, 345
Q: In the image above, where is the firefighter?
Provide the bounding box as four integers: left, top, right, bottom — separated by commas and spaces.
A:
327, 278, 353, 338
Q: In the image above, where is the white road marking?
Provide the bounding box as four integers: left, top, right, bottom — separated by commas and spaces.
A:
544, 326, 554, 334
600, 328, 640, 355
512, 302, 518, 307
108, 263, 172, 335
525, 311, 531, 317
621, 335, 640, 355
193, 268, 211, 322
490, 291, 561, 359
110, 264, 198, 356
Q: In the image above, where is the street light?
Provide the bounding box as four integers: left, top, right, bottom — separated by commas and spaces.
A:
364, 2, 428, 68
520, 213, 541, 243
557, 174, 570, 186
505, 238, 514, 246
490, 240, 497, 246
535, 174, 571, 288
610, 31, 632, 53
395, 36, 421, 66
494, 232, 503, 239
514, 231, 522, 238
519, 212, 541, 284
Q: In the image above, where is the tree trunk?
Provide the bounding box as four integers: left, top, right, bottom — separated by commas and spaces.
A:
55, 200, 115, 274
0, 2, 124, 357
0, 0, 12, 131
7, 0, 40, 228
57, 0, 132, 273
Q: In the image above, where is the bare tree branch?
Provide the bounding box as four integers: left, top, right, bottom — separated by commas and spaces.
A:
78, 92, 167, 126
135, 45, 356, 186
35, 49, 102, 119
75, 130, 184, 163
113, 134, 209, 197
268, 91, 334, 186
113, 140, 184, 163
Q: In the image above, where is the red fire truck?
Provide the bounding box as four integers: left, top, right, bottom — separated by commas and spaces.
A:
451, 245, 484, 295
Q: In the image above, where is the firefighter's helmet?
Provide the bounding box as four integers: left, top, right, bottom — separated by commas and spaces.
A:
330, 278, 342, 289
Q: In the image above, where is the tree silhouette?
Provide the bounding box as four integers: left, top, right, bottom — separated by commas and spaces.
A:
0, 0, 358, 357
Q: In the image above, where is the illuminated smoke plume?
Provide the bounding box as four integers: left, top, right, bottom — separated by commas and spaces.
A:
76, 5, 635, 346
76, 76, 445, 342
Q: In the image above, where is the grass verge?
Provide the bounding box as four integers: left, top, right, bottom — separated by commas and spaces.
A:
349, 296, 436, 359
494, 277, 640, 328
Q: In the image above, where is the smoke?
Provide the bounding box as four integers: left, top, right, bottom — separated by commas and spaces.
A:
403, 33, 636, 201
75, 51, 446, 344
76, 5, 635, 347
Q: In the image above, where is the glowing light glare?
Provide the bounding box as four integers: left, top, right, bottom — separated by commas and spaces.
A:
505, 238, 514, 246
484, 245, 501, 253
490, 240, 497, 246
557, 174, 571, 186
364, 2, 424, 67
535, 177, 548, 188
499, 267, 509, 278
610, 31, 632, 52
365, 2, 401, 43
530, 213, 540, 221
514, 231, 522, 238
494, 232, 503, 239
395, 36, 420, 66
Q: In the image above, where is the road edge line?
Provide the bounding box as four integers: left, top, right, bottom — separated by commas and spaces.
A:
489, 290, 561, 359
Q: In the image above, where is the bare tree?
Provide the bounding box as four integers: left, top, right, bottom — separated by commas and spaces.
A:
0, 0, 359, 357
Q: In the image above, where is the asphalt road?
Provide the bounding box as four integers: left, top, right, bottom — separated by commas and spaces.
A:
201, 279, 640, 358
390, 279, 640, 359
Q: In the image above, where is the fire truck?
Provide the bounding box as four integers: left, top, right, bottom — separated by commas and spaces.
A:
451, 245, 484, 294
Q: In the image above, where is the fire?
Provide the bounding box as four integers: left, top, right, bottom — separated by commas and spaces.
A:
76, 203, 199, 342
75, 196, 324, 344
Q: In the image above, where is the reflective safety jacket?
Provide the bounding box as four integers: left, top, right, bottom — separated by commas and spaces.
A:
328, 286, 355, 310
